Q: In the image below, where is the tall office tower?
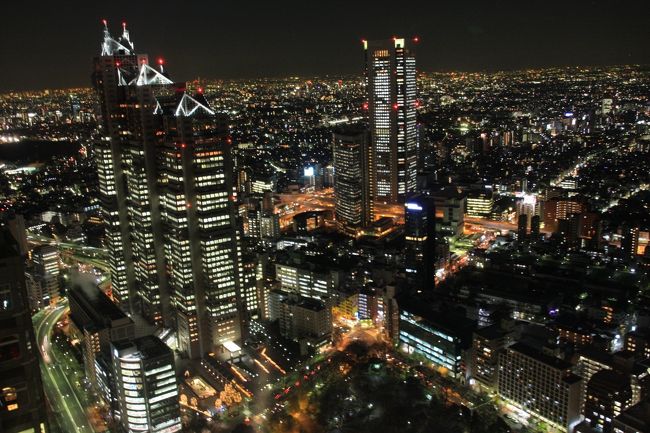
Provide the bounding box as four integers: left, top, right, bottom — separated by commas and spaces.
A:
93, 21, 149, 312
111, 336, 182, 433
517, 213, 528, 240
5, 214, 28, 256
0, 229, 49, 433
261, 190, 274, 214
404, 193, 436, 291
157, 99, 243, 358
332, 125, 374, 237
530, 215, 541, 237
364, 37, 417, 203
431, 187, 466, 237
92, 23, 243, 358
31, 245, 59, 277
26, 242, 61, 311
260, 214, 281, 239
466, 189, 494, 219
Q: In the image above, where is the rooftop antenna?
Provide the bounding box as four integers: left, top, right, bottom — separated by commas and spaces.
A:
102, 19, 110, 37
121, 21, 129, 40
101, 19, 112, 55
120, 21, 134, 50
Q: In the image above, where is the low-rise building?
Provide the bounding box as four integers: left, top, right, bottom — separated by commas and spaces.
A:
471, 322, 512, 390
111, 336, 182, 433
498, 343, 582, 433
68, 284, 135, 393
612, 400, 650, 433
399, 307, 475, 378
466, 189, 494, 219
582, 370, 633, 433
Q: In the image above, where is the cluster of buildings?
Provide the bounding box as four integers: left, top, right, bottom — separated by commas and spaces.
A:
0, 17, 648, 433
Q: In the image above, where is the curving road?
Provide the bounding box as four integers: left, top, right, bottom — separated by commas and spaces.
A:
34, 302, 95, 433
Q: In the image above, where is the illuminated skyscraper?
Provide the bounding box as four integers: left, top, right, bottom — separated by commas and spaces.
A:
404, 193, 435, 291
332, 125, 374, 237
92, 20, 151, 314
157, 99, 244, 357
363, 37, 417, 203
92, 22, 243, 359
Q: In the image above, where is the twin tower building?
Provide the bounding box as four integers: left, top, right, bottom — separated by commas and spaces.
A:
93, 22, 241, 359
334, 37, 419, 236
94, 24, 419, 359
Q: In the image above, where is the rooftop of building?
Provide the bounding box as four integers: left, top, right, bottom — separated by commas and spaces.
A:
0, 227, 19, 259
588, 369, 630, 391
429, 185, 466, 200
275, 247, 353, 273
332, 123, 368, 137
399, 298, 477, 341
613, 400, 650, 431
577, 346, 613, 366
508, 342, 573, 371
112, 335, 170, 360
69, 283, 130, 323
474, 324, 509, 340
289, 296, 327, 312
626, 328, 650, 339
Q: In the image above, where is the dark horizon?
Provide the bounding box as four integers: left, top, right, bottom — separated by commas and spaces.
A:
1, 0, 649, 92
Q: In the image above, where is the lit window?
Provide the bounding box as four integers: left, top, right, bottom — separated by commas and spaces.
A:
2, 386, 18, 411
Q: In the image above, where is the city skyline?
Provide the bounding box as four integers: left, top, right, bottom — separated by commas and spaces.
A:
1, 7, 650, 433
1, 0, 649, 92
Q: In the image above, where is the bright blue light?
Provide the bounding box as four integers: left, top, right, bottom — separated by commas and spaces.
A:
405, 202, 422, 211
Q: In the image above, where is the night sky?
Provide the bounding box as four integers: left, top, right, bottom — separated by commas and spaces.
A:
1, 0, 648, 92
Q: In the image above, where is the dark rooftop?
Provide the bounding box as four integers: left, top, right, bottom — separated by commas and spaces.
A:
475, 324, 508, 340
508, 342, 573, 371
613, 401, 650, 431
69, 283, 130, 324
589, 369, 630, 391
0, 227, 19, 259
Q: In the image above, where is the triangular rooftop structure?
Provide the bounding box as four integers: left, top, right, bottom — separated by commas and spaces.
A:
116, 68, 129, 86
153, 99, 163, 115
174, 93, 215, 117
100, 20, 135, 56
132, 63, 174, 86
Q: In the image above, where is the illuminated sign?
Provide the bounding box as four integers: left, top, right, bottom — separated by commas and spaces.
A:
304, 167, 314, 177
522, 194, 536, 206
405, 202, 422, 211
